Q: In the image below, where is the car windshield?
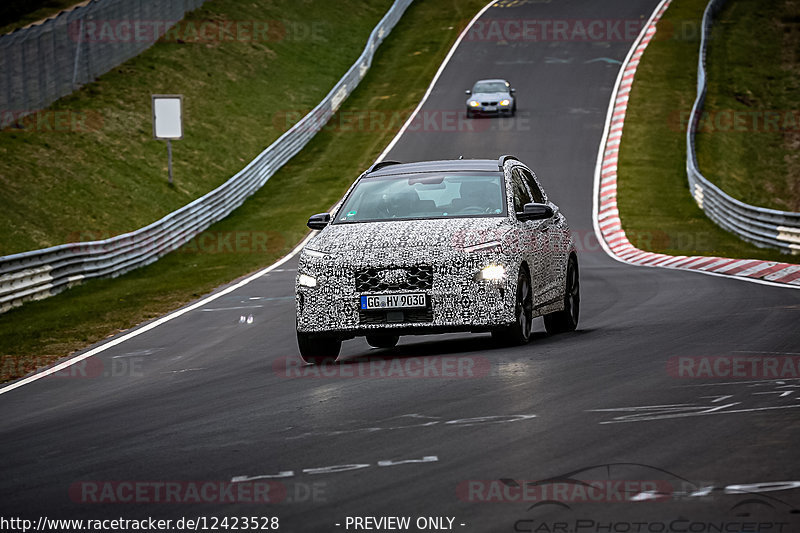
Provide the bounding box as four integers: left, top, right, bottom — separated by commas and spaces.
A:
333, 172, 507, 224
472, 81, 509, 93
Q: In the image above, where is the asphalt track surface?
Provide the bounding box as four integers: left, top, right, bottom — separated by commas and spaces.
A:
3, 1, 800, 532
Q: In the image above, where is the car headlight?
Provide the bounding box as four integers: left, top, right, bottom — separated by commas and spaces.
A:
499, 99, 510, 106
298, 273, 317, 288
475, 264, 506, 282
469, 100, 480, 107
464, 240, 502, 253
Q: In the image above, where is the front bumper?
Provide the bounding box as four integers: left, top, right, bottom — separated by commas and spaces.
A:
296, 251, 518, 336
467, 105, 512, 116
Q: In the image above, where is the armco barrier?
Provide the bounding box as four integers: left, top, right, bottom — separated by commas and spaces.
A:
594, 0, 800, 288
686, 0, 800, 253
0, 0, 413, 313
1, 0, 207, 126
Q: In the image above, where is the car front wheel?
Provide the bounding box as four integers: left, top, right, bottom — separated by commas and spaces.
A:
544, 254, 579, 334
297, 332, 341, 364
492, 267, 533, 345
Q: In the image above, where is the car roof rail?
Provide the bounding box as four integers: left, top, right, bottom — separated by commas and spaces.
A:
366, 160, 402, 174
498, 155, 519, 169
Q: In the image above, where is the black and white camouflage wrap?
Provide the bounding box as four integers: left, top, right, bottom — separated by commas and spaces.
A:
296, 162, 575, 335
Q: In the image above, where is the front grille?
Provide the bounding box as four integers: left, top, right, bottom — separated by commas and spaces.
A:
482, 101, 498, 106
359, 307, 434, 325
355, 266, 433, 292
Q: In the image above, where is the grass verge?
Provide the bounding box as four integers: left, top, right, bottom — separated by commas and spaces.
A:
0, 0, 489, 382
0, 0, 392, 255
0, 1, 81, 35
697, 0, 800, 212
617, 0, 796, 261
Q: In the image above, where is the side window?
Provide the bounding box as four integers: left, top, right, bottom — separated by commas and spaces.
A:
511, 169, 532, 213
519, 168, 545, 204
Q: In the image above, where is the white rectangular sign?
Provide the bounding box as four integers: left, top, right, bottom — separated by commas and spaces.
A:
152, 95, 183, 140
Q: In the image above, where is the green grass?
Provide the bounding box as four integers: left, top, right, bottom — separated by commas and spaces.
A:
0, 0, 80, 35
697, 0, 800, 212
0, 0, 488, 382
616, 0, 796, 260
0, 0, 392, 255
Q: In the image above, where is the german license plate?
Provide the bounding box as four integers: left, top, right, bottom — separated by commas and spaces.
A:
360, 293, 426, 310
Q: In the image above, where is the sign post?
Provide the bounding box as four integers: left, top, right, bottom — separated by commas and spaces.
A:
152, 94, 183, 184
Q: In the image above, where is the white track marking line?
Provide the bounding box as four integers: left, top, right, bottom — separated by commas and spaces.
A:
0, 234, 315, 396
376, 0, 499, 162
200, 305, 265, 312
590, 0, 799, 290
1, 3, 503, 396
1, 2, 502, 396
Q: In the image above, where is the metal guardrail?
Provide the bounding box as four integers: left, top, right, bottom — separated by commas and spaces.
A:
1, 0, 208, 127
686, 0, 800, 254
0, 0, 413, 313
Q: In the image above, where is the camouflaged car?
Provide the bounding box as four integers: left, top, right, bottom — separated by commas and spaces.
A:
295, 156, 579, 364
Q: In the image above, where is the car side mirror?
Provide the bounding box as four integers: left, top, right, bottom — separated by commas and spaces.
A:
307, 213, 331, 230
518, 203, 553, 221
510, 88, 516, 93
465, 89, 471, 95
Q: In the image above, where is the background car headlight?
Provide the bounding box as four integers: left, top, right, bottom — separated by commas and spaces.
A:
469, 100, 480, 107
499, 99, 510, 106
298, 273, 317, 287
475, 264, 506, 281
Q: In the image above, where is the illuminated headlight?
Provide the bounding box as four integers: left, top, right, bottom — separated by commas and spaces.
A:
499, 99, 511, 106
469, 100, 480, 107
475, 264, 506, 282
464, 241, 502, 253
298, 273, 317, 288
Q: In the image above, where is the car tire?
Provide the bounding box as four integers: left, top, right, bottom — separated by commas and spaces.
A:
492, 266, 533, 346
466, 110, 473, 119
366, 334, 400, 349
297, 331, 341, 364
544, 254, 580, 335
